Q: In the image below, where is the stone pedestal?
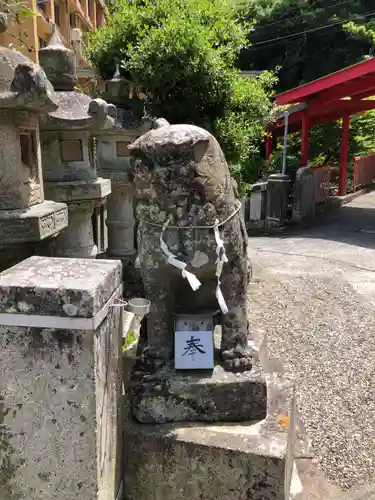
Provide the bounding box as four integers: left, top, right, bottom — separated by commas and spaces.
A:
0, 256, 124, 500
131, 360, 267, 424
124, 333, 299, 500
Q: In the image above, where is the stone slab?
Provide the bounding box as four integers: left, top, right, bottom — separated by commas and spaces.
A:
124, 419, 288, 500
0, 200, 68, 245
130, 357, 267, 424
0, 256, 122, 317
43, 177, 111, 203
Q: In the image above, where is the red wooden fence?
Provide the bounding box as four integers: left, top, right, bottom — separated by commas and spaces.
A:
353, 153, 375, 190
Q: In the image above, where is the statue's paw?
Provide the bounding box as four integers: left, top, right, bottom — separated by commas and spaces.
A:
221, 348, 252, 373
223, 357, 252, 373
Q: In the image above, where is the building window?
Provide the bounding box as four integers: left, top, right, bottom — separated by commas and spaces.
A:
39, 38, 47, 49
60, 139, 84, 162
116, 141, 131, 158
54, 2, 60, 26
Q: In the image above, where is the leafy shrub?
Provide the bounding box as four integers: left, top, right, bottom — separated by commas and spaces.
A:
86, 0, 276, 192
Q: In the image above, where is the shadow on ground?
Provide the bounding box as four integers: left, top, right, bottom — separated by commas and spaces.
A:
251, 204, 375, 251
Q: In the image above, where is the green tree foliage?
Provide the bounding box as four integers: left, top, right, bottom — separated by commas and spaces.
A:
238, 0, 374, 92
236, 0, 375, 189
86, 0, 276, 193
0, 0, 36, 51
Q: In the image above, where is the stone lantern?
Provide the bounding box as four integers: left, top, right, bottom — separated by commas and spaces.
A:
38, 27, 115, 258
0, 45, 68, 265
96, 66, 152, 277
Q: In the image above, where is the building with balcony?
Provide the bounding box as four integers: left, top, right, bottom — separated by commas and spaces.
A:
0, 0, 107, 88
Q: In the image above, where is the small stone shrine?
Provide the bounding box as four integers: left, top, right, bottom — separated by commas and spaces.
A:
38, 27, 114, 258
0, 44, 68, 257
96, 66, 152, 277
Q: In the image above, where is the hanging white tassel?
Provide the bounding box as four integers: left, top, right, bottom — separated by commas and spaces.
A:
159, 218, 201, 291
214, 221, 229, 314
158, 214, 230, 313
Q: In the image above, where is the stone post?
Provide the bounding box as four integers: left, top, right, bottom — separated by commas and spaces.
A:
0, 256, 124, 500
266, 173, 290, 228
96, 132, 137, 264
106, 181, 135, 259
292, 166, 315, 222
248, 181, 268, 230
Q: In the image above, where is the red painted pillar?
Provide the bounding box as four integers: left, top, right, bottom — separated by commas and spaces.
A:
339, 114, 350, 196
265, 134, 273, 162
301, 115, 310, 166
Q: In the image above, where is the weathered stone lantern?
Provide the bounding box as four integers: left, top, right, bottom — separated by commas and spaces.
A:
0, 45, 68, 263
96, 67, 152, 273
38, 28, 115, 258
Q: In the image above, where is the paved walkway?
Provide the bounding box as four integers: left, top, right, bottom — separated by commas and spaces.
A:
248, 191, 375, 495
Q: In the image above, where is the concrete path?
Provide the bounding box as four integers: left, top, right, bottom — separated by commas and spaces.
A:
248, 191, 375, 495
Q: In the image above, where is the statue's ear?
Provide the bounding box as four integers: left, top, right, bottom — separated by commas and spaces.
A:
193, 139, 209, 162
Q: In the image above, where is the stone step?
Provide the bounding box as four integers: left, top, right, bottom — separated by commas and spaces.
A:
124, 415, 294, 500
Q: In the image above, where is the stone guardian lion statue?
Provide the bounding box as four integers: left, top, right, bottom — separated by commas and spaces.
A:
129, 122, 252, 373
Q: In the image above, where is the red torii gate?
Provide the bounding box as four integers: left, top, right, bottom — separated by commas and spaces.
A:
266, 57, 375, 196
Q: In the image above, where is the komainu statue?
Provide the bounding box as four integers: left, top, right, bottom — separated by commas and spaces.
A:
129, 122, 252, 373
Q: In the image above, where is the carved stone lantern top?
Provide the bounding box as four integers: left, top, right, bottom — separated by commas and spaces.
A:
102, 65, 147, 132
39, 26, 117, 131
0, 46, 58, 112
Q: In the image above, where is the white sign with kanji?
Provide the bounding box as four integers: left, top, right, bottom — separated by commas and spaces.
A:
174, 330, 214, 370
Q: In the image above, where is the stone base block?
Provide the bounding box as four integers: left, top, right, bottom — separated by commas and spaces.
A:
0, 200, 68, 245
44, 177, 111, 202
124, 329, 305, 500
124, 412, 294, 500
130, 359, 267, 424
